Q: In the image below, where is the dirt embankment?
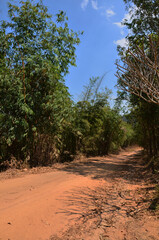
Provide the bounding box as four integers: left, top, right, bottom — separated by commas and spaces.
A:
0, 147, 159, 240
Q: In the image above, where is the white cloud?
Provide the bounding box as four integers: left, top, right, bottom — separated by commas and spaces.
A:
123, 11, 132, 23
81, 0, 89, 10
114, 22, 123, 28
114, 8, 135, 31
113, 9, 134, 36
114, 38, 128, 48
91, 0, 98, 10
106, 9, 115, 18
114, 22, 125, 35
113, 9, 136, 48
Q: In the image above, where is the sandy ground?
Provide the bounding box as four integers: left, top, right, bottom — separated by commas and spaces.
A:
0, 147, 159, 240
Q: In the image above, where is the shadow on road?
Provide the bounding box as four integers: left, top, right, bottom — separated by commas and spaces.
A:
58, 149, 152, 184
51, 148, 158, 240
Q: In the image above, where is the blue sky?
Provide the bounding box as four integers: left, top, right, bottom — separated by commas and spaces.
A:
0, 0, 129, 102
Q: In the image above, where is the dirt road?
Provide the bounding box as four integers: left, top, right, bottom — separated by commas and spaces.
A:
0, 147, 159, 240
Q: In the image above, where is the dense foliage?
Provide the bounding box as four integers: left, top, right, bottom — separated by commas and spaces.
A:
49, 76, 135, 161
116, 0, 159, 170
73, 77, 129, 156
0, 0, 81, 167
0, 0, 135, 170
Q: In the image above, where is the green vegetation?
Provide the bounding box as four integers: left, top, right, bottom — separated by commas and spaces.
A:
116, 0, 159, 209
116, 0, 159, 170
0, 0, 81, 167
0, 0, 135, 169
1, 0, 159, 173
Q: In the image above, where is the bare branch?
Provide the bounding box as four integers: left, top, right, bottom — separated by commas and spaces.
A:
116, 36, 159, 105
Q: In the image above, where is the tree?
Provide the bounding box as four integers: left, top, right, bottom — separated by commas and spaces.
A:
123, 0, 159, 42
0, 0, 81, 165
115, 0, 159, 166
116, 0, 159, 105
73, 76, 128, 156
116, 35, 159, 105
81, 74, 107, 103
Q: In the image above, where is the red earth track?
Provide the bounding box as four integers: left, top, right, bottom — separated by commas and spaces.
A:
0, 147, 159, 240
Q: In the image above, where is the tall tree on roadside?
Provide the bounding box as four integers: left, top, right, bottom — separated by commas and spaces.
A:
115, 0, 159, 160
0, 0, 82, 164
